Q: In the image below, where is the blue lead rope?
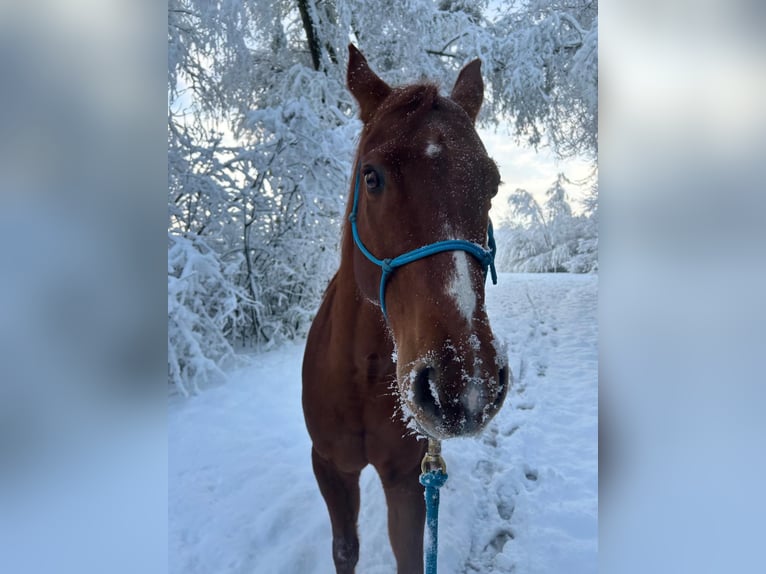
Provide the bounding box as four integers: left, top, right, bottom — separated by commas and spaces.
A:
348, 166, 498, 320
420, 438, 448, 574
420, 468, 448, 574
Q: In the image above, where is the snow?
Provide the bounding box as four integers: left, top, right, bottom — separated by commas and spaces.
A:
426, 142, 442, 157
169, 273, 597, 573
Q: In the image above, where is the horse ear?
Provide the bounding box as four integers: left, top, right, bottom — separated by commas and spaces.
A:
347, 44, 391, 123
450, 59, 483, 123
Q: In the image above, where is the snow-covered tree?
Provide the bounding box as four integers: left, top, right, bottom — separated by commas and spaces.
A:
168, 233, 247, 396
495, 173, 598, 273
167, 0, 598, 391
489, 0, 598, 159
566, 180, 598, 273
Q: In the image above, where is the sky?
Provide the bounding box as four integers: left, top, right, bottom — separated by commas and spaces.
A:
478, 125, 595, 221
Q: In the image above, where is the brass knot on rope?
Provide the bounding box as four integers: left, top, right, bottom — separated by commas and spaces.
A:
421, 437, 447, 474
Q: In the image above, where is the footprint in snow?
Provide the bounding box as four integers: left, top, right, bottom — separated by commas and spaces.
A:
485, 528, 515, 553
482, 425, 500, 448
496, 497, 515, 521
475, 458, 495, 479
523, 466, 539, 490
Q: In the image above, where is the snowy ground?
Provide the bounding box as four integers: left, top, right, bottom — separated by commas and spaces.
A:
169, 273, 598, 574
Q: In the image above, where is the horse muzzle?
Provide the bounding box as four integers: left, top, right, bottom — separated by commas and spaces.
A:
401, 346, 510, 439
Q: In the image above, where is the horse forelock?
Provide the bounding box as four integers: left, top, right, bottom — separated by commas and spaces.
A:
367, 84, 438, 134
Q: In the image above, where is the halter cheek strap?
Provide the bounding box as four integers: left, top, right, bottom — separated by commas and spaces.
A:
348, 166, 498, 320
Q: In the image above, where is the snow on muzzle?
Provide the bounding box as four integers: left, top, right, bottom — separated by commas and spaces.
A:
399, 336, 510, 439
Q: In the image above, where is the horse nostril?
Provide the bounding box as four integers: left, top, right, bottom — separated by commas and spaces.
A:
412, 366, 441, 419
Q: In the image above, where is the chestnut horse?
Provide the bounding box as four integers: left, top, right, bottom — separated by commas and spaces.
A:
302, 45, 510, 574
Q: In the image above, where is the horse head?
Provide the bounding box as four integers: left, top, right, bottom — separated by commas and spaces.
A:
344, 45, 510, 439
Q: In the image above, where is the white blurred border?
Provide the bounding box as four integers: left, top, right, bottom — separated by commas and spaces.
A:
601, 1, 766, 572
2, 1, 765, 572
0, 2, 166, 574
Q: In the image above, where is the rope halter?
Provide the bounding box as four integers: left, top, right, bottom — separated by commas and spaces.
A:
348, 165, 498, 321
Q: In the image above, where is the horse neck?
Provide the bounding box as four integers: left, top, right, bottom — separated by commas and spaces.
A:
336, 226, 364, 314
337, 156, 361, 285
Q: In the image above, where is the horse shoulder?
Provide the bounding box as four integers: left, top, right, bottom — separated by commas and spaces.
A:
302, 273, 368, 467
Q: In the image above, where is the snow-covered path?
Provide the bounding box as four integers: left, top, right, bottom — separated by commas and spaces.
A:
169, 273, 597, 573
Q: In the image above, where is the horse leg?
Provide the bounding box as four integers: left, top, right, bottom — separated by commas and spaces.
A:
312, 447, 361, 574
378, 463, 426, 574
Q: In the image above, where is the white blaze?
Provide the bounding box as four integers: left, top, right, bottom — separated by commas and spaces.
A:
425, 141, 441, 157
464, 381, 481, 414
447, 251, 476, 324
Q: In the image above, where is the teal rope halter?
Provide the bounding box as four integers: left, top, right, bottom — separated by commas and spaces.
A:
347, 165, 498, 320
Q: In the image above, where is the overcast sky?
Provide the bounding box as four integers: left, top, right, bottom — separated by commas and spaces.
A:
478, 124, 595, 221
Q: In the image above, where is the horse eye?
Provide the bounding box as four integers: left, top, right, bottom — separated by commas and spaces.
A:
363, 168, 382, 192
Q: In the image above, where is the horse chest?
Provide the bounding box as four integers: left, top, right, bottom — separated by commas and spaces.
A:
340, 351, 398, 429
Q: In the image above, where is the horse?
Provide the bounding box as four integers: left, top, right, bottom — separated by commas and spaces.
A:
302, 44, 510, 574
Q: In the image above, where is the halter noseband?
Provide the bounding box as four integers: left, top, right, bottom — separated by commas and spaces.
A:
347, 165, 498, 320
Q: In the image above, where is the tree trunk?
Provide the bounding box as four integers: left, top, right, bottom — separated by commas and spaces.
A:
297, 0, 322, 71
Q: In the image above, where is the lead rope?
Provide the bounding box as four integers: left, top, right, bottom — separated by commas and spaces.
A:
420, 438, 448, 574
